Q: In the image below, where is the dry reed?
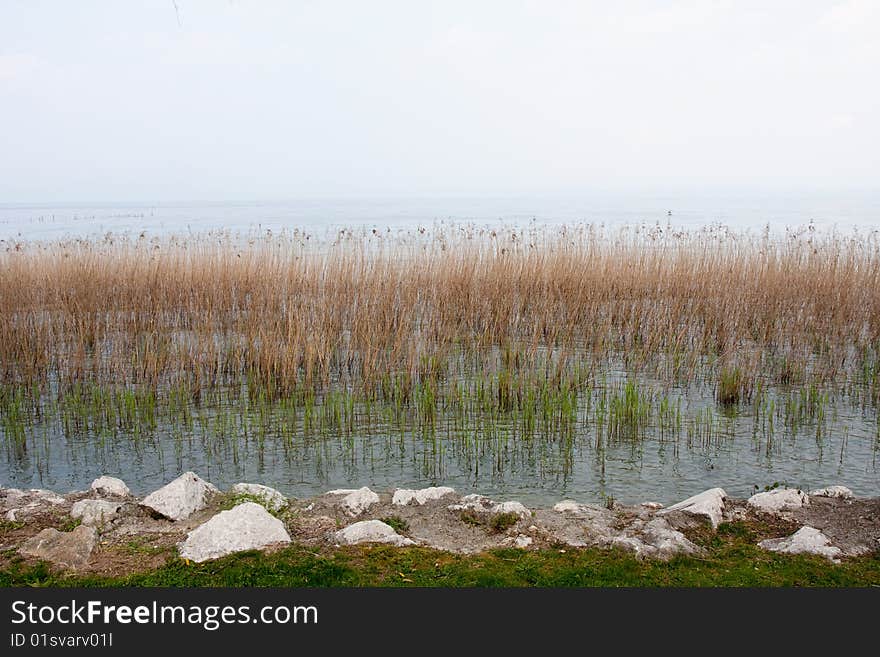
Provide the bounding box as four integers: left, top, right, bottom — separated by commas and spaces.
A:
1, 223, 879, 400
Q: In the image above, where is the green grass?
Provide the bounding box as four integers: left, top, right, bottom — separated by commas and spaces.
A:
2, 522, 878, 587
118, 537, 171, 557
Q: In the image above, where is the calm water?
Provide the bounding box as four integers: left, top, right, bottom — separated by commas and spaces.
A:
1, 192, 879, 242
2, 378, 877, 507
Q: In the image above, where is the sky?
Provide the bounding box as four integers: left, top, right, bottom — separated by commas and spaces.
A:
1, 1, 878, 202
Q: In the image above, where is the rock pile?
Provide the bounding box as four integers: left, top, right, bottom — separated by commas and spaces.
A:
2, 475, 873, 571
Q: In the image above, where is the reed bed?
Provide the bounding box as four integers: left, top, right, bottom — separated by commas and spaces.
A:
2, 222, 879, 399
4, 222, 880, 493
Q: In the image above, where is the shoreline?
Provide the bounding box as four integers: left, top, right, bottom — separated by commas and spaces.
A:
3, 474, 878, 587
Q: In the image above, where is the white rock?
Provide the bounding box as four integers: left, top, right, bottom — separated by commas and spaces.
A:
140, 472, 219, 521
809, 485, 854, 500
553, 500, 586, 514
90, 476, 130, 498
513, 535, 533, 548
179, 502, 291, 563
758, 526, 842, 561
70, 499, 122, 527
639, 518, 701, 557
449, 495, 529, 518
392, 486, 456, 506
611, 535, 646, 554
641, 502, 664, 510
660, 487, 727, 529
333, 520, 415, 547
552, 500, 610, 518
231, 483, 287, 512
493, 501, 530, 518
331, 487, 380, 516
747, 488, 809, 514
448, 493, 492, 511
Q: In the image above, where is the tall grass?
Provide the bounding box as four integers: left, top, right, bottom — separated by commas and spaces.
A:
1, 222, 879, 402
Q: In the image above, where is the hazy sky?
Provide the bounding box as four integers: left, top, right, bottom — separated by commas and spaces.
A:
1, 1, 878, 201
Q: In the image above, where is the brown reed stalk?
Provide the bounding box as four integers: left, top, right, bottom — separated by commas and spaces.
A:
1, 224, 878, 395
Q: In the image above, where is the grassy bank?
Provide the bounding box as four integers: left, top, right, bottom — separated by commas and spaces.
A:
2, 522, 879, 587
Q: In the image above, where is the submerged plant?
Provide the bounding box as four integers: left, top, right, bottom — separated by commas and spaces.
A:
717, 366, 751, 406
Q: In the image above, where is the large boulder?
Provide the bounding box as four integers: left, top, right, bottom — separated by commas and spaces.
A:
231, 483, 287, 512
140, 472, 218, 521
333, 520, 415, 547
660, 487, 727, 529
611, 517, 701, 560
70, 499, 122, 527
536, 503, 617, 547
392, 486, 456, 506
327, 487, 380, 516
758, 526, 842, 561
19, 526, 97, 570
747, 488, 809, 514
543, 503, 699, 558
178, 502, 291, 563
90, 476, 130, 498
638, 518, 701, 557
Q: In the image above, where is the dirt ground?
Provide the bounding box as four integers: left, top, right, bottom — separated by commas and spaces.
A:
786, 497, 880, 556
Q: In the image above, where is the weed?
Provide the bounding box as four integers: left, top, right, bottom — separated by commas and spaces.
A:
380, 516, 410, 534
120, 538, 168, 556
459, 511, 483, 527
0, 520, 26, 532
57, 517, 82, 532
488, 512, 519, 533
718, 366, 750, 405
752, 481, 787, 494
